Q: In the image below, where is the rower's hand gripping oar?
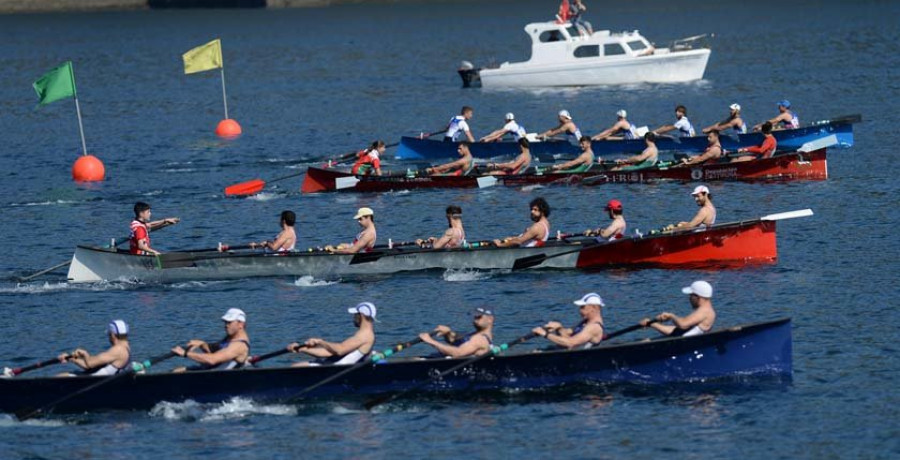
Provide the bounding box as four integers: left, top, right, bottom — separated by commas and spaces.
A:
247, 343, 312, 365
2, 354, 70, 378
364, 331, 539, 411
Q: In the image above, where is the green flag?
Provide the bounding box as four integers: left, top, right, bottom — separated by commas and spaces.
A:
33, 61, 76, 105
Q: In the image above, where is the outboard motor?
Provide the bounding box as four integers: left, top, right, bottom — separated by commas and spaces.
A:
458, 61, 482, 88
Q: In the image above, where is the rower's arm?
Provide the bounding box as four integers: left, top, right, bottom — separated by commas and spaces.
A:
550, 154, 586, 171
319, 334, 367, 357
540, 125, 563, 138
496, 224, 540, 247
432, 334, 487, 357
546, 323, 602, 349
480, 128, 506, 142
598, 219, 625, 239
184, 341, 246, 366
137, 238, 159, 255
149, 218, 180, 230
591, 123, 618, 141
683, 149, 715, 165
670, 309, 707, 330
267, 231, 292, 252
654, 124, 675, 134
432, 228, 456, 249
678, 208, 711, 229
336, 232, 374, 254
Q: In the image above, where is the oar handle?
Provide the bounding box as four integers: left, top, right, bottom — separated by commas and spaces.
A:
264, 170, 308, 185
10, 355, 69, 376
604, 319, 657, 341
248, 343, 311, 365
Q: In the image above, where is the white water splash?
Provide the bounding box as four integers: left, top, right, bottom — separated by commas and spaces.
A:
168, 280, 231, 289
0, 280, 141, 295
149, 397, 296, 422
293, 276, 339, 287
161, 168, 196, 173
0, 413, 69, 428
520, 184, 545, 192
8, 200, 80, 207
248, 192, 281, 202
442, 269, 495, 282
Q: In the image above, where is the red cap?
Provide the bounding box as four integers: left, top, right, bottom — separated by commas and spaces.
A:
605, 199, 623, 211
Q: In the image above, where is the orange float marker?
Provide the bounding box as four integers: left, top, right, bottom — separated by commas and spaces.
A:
72, 155, 105, 182
216, 118, 242, 138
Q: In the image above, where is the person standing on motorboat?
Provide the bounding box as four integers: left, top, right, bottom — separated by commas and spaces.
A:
487, 138, 533, 175
444, 106, 475, 143
287, 302, 377, 366
328, 207, 377, 254
584, 199, 626, 241
350, 140, 385, 176
420, 307, 495, 358
754, 100, 799, 131
640, 281, 716, 337
533, 292, 605, 349
703, 103, 747, 134
668, 185, 716, 231
250, 210, 297, 252
538, 110, 582, 145
612, 132, 659, 171
548, 136, 596, 173
679, 130, 723, 165
480, 112, 527, 142
58, 320, 132, 376
733, 122, 777, 162
568, 0, 593, 36
592, 110, 640, 141
172, 308, 251, 371
416, 205, 467, 249
426, 142, 475, 176
653, 105, 695, 138
129, 202, 180, 255
493, 197, 551, 248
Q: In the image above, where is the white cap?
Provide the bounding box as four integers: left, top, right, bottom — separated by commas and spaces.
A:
729, 103, 741, 112
222, 308, 246, 323
573, 292, 605, 307
558, 110, 572, 120
108, 320, 129, 336
616, 109, 627, 118
505, 112, 515, 121
348, 302, 377, 319
353, 207, 374, 219
682, 280, 713, 298
691, 185, 710, 195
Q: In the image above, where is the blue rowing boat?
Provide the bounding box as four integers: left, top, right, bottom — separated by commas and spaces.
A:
394, 114, 859, 160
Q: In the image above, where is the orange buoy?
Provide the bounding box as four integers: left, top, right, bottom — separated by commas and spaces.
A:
215, 119, 242, 138
72, 155, 105, 182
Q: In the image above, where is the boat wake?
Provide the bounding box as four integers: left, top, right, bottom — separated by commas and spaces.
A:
7, 199, 82, 207
0, 413, 69, 428
293, 276, 340, 287
520, 184, 545, 192
149, 397, 296, 422
442, 269, 499, 282
247, 192, 282, 202
0, 281, 135, 295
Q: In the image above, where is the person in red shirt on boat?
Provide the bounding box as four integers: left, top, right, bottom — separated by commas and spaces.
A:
703, 103, 748, 134
416, 205, 467, 249
585, 199, 626, 241
172, 308, 251, 372
350, 140, 385, 176
538, 110, 582, 145
327, 207, 377, 254
487, 138, 532, 175
494, 197, 551, 248
287, 302, 377, 366
480, 112, 527, 142
667, 185, 716, 231
129, 202, 180, 256
250, 210, 297, 252
612, 132, 658, 171
548, 136, 596, 173
679, 130, 723, 166
426, 142, 475, 176
533, 292, 605, 349
732, 122, 777, 162
420, 307, 495, 357
641, 281, 716, 337
58, 320, 132, 376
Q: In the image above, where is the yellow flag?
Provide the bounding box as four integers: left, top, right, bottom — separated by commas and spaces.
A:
182, 39, 223, 75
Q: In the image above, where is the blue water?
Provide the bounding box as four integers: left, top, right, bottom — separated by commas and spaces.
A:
1, 0, 898, 458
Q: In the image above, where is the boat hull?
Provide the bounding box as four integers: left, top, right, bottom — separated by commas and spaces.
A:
0, 319, 792, 414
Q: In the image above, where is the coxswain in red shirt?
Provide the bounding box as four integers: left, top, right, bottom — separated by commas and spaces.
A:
351, 140, 385, 176
733, 122, 777, 162
129, 202, 180, 255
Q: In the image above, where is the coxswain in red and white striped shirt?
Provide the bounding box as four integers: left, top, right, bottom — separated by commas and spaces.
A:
129, 201, 179, 255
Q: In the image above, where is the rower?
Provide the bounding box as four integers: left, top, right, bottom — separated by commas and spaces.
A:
612, 132, 658, 171
754, 100, 799, 131
487, 137, 532, 175
287, 302, 376, 366
444, 106, 475, 143
420, 307, 494, 357
641, 281, 716, 337
653, 105, 695, 138
679, 130, 722, 166
250, 210, 297, 252
426, 142, 475, 176
591, 109, 639, 141
548, 136, 596, 173
703, 103, 747, 134
350, 140, 385, 176
480, 112, 527, 142
130, 201, 180, 255
733, 121, 777, 162
493, 197, 551, 248
172, 308, 251, 372
327, 207, 377, 254
59, 320, 131, 376
533, 293, 605, 349
416, 205, 467, 249
538, 110, 582, 145
584, 199, 626, 241
669, 185, 716, 231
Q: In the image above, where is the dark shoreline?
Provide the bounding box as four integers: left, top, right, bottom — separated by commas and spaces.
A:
0, 0, 425, 14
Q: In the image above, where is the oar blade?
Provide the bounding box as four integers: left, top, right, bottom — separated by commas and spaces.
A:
476, 176, 498, 188
761, 209, 813, 221
512, 253, 548, 271
335, 176, 360, 190
224, 179, 265, 196
798, 134, 838, 153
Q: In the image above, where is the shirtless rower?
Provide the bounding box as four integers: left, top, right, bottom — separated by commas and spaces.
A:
327, 207, 377, 254
130, 202, 180, 255
58, 320, 131, 376
654, 105, 695, 138
680, 130, 723, 166
493, 197, 551, 248
754, 100, 799, 131
668, 185, 716, 231
733, 121, 776, 162
420, 307, 494, 357
416, 205, 467, 249
538, 110, 582, 145
172, 308, 251, 372
584, 199, 626, 241
250, 210, 297, 252
533, 293, 605, 349
487, 138, 532, 175
350, 140, 385, 176
287, 302, 377, 366
480, 112, 527, 142
612, 132, 658, 171
703, 103, 747, 134
427, 142, 475, 176
640, 281, 716, 337
548, 136, 596, 173
592, 109, 640, 141
444, 106, 475, 143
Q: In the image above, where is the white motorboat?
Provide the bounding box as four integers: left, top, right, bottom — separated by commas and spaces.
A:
459, 21, 711, 88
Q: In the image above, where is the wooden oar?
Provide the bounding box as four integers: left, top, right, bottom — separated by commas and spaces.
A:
3, 355, 69, 377
15, 345, 186, 421
247, 344, 310, 365
604, 320, 657, 340
283, 335, 429, 403
348, 240, 496, 265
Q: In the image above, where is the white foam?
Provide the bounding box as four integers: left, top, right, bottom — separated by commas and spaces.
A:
8, 200, 80, 207
520, 184, 545, 192
149, 397, 296, 422
442, 269, 495, 282
248, 192, 280, 202
293, 276, 339, 287
0, 413, 69, 428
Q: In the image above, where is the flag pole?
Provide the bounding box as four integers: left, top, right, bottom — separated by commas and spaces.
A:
70, 62, 88, 157
220, 67, 229, 120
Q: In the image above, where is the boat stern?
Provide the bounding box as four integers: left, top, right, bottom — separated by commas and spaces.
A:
458, 61, 482, 88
